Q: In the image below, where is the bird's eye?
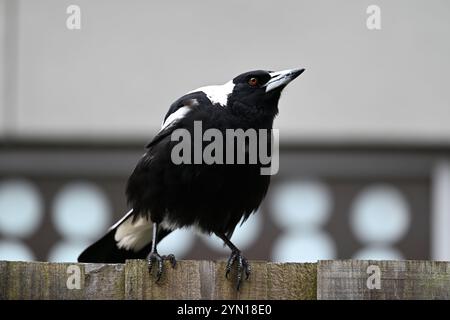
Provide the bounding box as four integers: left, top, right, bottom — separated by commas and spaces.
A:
248, 77, 259, 87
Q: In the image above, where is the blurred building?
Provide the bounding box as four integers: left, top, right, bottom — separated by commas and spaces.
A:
1, 0, 450, 263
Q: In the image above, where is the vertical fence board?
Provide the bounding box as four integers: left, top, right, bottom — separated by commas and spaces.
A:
124, 260, 202, 299
3, 259, 449, 300
0, 261, 124, 300
318, 260, 450, 300
267, 262, 316, 300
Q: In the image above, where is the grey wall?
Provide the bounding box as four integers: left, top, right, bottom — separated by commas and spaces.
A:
0, 0, 6, 137
1, 0, 449, 144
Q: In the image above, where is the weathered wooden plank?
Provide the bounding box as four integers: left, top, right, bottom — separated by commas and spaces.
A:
318, 260, 450, 300
267, 262, 316, 300
124, 260, 271, 299
12, 259, 450, 300
123, 259, 317, 299
0, 261, 125, 300
82, 263, 125, 299
124, 260, 203, 299
211, 260, 269, 300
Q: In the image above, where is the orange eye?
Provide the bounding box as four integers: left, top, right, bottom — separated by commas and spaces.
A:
248, 77, 259, 86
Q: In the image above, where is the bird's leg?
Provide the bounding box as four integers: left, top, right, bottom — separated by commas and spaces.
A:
216, 232, 251, 290
147, 222, 176, 282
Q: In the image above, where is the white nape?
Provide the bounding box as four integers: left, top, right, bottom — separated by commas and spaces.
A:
188, 80, 234, 107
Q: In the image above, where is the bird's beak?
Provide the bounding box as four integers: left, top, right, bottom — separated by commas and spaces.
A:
265, 68, 305, 92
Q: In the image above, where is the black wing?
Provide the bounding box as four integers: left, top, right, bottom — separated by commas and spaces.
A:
146, 92, 211, 149
127, 91, 216, 217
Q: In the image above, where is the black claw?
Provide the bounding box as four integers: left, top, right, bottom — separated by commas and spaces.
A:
147, 251, 176, 282
225, 250, 251, 290
164, 254, 177, 268
244, 259, 252, 280
156, 259, 163, 282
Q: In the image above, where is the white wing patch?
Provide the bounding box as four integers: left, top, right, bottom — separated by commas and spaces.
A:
161, 106, 192, 130
161, 79, 235, 131
188, 80, 235, 107
114, 214, 153, 252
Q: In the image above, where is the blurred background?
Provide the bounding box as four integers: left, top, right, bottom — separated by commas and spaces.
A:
1, 0, 449, 263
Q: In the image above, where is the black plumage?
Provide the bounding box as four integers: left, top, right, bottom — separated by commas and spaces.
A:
78, 68, 304, 289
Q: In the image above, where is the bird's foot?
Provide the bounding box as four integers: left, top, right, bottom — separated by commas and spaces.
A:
225, 250, 251, 290
147, 251, 177, 282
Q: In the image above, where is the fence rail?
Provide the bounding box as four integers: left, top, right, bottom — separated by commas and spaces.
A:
1, 259, 449, 299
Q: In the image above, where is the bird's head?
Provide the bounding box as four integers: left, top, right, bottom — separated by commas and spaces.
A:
190, 68, 304, 122
230, 68, 304, 106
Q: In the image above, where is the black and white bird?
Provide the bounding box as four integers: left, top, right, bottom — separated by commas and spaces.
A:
78, 68, 304, 289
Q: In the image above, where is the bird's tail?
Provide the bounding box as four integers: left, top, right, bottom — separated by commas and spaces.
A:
77, 227, 152, 263
77, 209, 171, 263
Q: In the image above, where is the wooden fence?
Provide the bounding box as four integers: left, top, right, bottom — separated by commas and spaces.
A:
1, 259, 449, 299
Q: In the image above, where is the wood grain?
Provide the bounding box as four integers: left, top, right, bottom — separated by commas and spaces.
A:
0, 259, 316, 299
7, 259, 448, 299
318, 260, 450, 300
0, 260, 124, 299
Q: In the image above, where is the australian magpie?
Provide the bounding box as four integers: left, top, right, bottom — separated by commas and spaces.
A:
78, 68, 304, 289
